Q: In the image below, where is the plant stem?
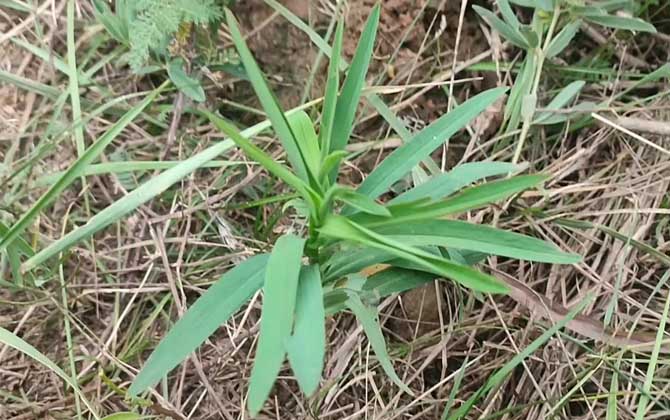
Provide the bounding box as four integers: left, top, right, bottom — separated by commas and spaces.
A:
512, 5, 561, 164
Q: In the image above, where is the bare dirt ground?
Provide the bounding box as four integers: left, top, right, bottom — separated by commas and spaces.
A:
1, 1, 670, 419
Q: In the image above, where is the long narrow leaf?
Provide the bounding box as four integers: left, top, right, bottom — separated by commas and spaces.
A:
287, 111, 321, 178
584, 14, 656, 32
225, 8, 310, 181
391, 162, 519, 204
204, 111, 317, 203
355, 174, 547, 228
286, 264, 325, 396
346, 293, 412, 394
0, 85, 164, 253
534, 80, 585, 124
546, 20, 581, 58
328, 4, 380, 156
473, 6, 529, 49
129, 254, 270, 395
319, 216, 508, 294
358, 87, 508, 199
248, 235, 305, 416
374, 220, 581, 263
319, 19, 344, 160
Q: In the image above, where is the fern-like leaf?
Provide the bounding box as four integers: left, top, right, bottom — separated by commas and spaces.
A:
129, 0, 223, 71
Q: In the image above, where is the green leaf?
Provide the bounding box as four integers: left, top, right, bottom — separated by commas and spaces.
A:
0, 85, 163, 254
363, 267, 436, 298
584, 14, 656, 32
225, 8, 310, 181
0, 326, 99, 417
473, 6, 529, 49
374, 220, 581, 264
358, 87, 508, 200
319, 151, 348, 183
319, 216, 508, 294
324, 246, 396, 282
504, 53, 536, 132
286, 264, 325, 396
329, 4, 380, 157
204, 111, 318, 204
534, 81, 585, 124
129, 254, 269, 395
391, 162, 519, 204
248, 235, 305, 416
336, 189, 391, 217
345, 293, 413, 394
447, 295, 592, 420
287, 111, 321, 179
498, 0, 521, 29
355, 174, 548, 228
319, 19, 344, 161
167, 59, 205, 102
546, 20, 581, 58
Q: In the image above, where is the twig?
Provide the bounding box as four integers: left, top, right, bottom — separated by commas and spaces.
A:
592, 113, 670, 156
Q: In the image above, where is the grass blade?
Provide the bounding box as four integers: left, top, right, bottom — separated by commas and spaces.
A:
336, 189, 391, 217
473, 6, 529, 49
584, 14, 656, 33
248, 235, 305, 416
129, 254, 270, 395
345, 292, 413, 394
534, 80, 585, 124
319, 20, 344, 161
375, 220, 580, 263
0, 85, 163, 253
546, 20, 581, 58
355, 174, 547, 228
0, 326, 100, 418
287, 110, 321, 179
391, 162, 519, 204
497, 0, 521, 29
358, 87, 508, 199
286, 264, 325, 396
320, 216, 508, 294
328, 4, 380, 156
204, 111, 318, 202
225, 8, 310, 181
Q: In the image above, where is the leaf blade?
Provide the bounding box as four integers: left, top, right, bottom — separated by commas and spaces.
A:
129, 254, 270, 395
345, 293, 412, 394
225, 8, 310, 181
286, 264, 325, 396
329, 4, 380, 155
358, 87, 508, 199
248, 235, 305, 416
374, 220, 581, 264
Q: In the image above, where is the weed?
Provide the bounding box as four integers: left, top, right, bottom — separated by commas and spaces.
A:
126, 6, 579, 416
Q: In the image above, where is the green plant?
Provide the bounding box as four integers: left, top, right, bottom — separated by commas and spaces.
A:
93, 0, 238, 102
473, 0, 657, 163
128, 5, 580, 416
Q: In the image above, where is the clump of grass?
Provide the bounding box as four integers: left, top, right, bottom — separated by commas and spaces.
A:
126, 5, 579, 416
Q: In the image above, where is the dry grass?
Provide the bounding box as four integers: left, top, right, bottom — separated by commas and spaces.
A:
1, 1, 669, 419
